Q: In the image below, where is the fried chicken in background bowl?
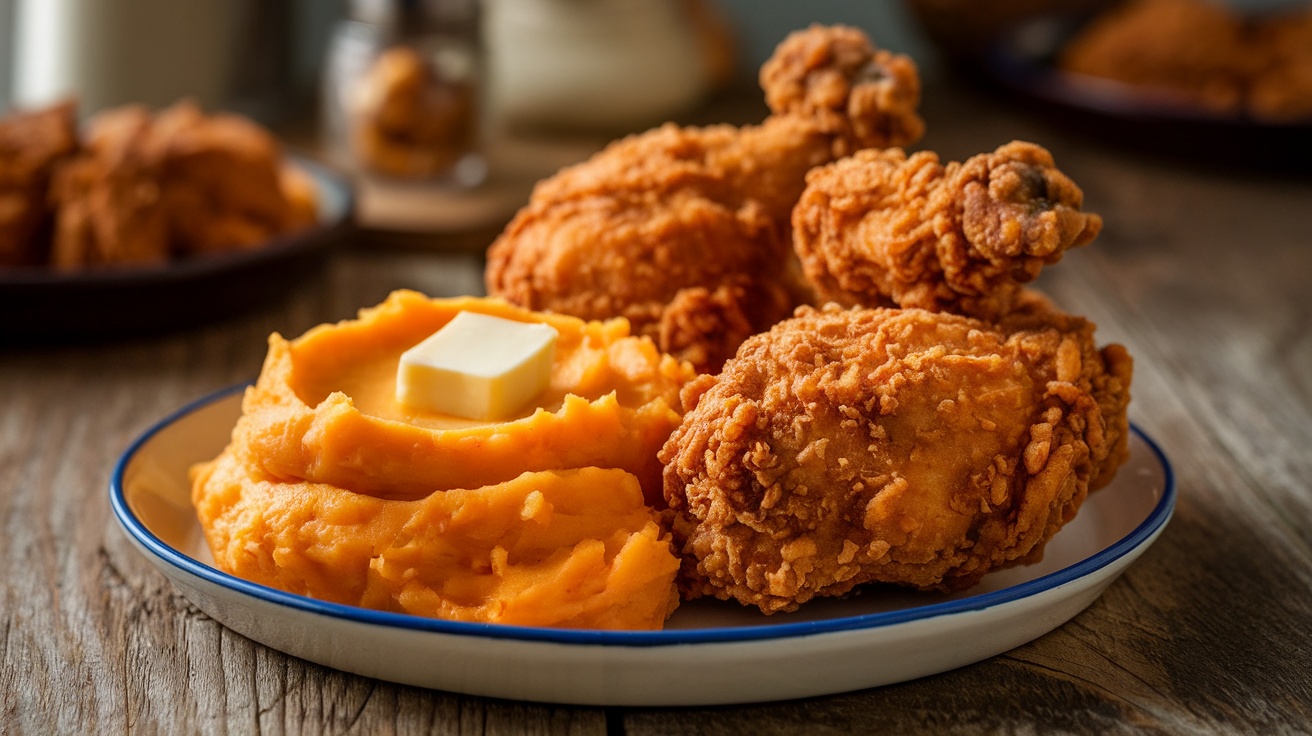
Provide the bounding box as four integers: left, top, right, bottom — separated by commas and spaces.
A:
792, 140, 1102, 321
0, 99, 319, 271
661, 294, 1132, 614
0, 101, 79, 266
0, 99, 351, 342
49, 100, 318, 269
1058, 0, 1312, 123
485, 25, 925, 374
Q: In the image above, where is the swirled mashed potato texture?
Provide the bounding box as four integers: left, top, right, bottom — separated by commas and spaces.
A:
192, 290, 693, 629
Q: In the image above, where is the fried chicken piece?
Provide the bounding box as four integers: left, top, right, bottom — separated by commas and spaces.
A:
792, 141, 1102, 320
660, 295, 1132, 613
0, 101, 78, 266
150, 101, 314, 253
47, 100, 317, 268
1059, 0, 1312, 122
1058, 0, 1253, 114
485, 25, 925, 373
48, 106, 171, 269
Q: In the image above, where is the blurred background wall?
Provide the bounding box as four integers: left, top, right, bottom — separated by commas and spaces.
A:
0, 0, 14, 107
0, 0, 927, 118
0, 0, 1299, 119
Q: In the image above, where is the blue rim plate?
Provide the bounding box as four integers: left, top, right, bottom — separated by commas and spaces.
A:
110, 383, 1175, 704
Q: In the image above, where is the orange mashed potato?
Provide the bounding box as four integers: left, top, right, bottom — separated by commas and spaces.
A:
192, 290, 695, 629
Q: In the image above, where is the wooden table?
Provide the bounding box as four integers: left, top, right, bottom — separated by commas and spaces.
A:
4, 71, 1311, 734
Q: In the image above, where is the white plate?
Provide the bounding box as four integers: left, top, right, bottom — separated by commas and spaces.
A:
111, 384, 1175, 706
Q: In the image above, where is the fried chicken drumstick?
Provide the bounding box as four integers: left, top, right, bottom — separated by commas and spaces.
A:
661, 294, 1132, 613
793, 141, 1102, 320
485, 25, 925, 373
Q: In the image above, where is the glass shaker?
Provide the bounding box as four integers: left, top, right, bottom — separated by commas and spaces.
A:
323, 0, 487, 187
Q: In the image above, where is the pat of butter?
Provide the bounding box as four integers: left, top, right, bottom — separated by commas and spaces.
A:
396, 311, 558, 420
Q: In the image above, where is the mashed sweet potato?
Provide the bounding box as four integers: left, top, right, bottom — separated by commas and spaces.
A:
191, 290, 694, 629
194, 451, 680, 627
242, 290, 692, 506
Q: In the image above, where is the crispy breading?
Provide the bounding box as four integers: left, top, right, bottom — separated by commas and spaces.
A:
660, 295, 1132, 613
485, 25, 925, 373
792, 141, 1102, 320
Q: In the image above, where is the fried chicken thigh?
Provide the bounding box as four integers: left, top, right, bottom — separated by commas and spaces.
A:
661, 295, 1132, 613
793, 141, 1102, 320
485, 25, 925, 373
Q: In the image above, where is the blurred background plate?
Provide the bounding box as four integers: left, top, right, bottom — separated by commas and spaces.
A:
0, 155, 353, 342
974, 12, 1312, 170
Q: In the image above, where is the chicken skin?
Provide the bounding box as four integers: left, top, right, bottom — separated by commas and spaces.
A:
485, 25, 925, 373
660, 295, 1132, 613
792, 141, 1102, 320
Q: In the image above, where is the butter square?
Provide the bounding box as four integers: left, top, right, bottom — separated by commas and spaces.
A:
396, 311, 558, 420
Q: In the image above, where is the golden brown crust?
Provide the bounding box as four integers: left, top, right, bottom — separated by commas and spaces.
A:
792, 141, 1102, 320
760, 24, 925, 152
484, 25, 925, 374
660, 298, 1132, 613
0, 101, 79, 266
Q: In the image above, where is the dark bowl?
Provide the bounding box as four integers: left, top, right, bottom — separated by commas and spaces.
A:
0, 157, 356, 343
973, 13, 1312, 172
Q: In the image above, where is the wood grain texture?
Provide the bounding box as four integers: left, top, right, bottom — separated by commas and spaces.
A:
3, 74, 1311, 734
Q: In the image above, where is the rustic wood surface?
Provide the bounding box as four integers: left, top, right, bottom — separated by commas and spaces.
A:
3, 68, 1311, 735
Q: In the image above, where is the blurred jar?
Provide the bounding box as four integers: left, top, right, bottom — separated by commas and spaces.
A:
323, 0, 487, 187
